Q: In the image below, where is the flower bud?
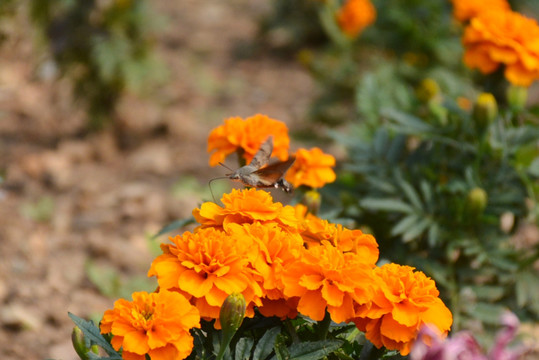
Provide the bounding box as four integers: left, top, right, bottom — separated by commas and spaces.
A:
506, 85, 528, 112
466, 187, 488, 218
302, 190, 321, 216
473, 93, 498, 132
416, 78, 441, 103
220, 293, 246, 336
71, 326, 98, 360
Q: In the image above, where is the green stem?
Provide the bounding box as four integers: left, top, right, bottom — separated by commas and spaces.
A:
318, 310, 331, 340
284, 319, 300, 343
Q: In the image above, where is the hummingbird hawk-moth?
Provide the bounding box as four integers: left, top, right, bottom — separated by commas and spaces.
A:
223, 136, 295, 193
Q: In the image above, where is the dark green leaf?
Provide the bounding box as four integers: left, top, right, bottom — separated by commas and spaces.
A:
467, 303, 505, 325
235, 338, 254, 360
391, 214, 420, 236
151, 217, 195, 239
68, 313, 121, 359
528, 157, 539, 177
402, 217, 431, 242
288, 340, 343, 360
360, 198, 414, 213
253, 327, 281, 360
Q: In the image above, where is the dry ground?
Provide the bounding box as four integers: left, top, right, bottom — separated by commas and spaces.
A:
0, 1, 316, 359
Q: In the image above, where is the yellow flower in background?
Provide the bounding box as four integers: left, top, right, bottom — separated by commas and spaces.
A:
100, 290, 200, 360
147, 227, 263, 324
193, 188, 299, 231
450, 0, 510, 22
336, 0, 376, 38
207, 114, 290, 166
462, 9, 539, 87
286, 147, 336, 188
352, 264, 453, 356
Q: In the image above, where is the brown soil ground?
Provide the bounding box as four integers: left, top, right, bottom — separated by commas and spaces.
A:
0, 1, 316, 359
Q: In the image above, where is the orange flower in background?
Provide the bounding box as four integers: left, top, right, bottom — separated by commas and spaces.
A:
207, 114, 290, 166
147, 227, 262, 323
100, 290, 200, 360
193, 188, 299, 231
462, 10, 539, 87
282, 242, 375, 323
450, 0, 510, 22
286, 147, 336, 188
336, 0, 376, 38
352, 264, 453, 356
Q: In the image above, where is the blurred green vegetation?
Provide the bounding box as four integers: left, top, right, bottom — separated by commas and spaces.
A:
26, 0, 165, 129
262, 0, 539, 342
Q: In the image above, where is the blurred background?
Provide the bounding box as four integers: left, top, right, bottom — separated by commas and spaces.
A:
1, 0, 539, 359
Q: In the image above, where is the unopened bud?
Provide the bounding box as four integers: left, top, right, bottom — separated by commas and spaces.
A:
416, 78, 441, 103
302, 190, 321, 216
220, 293, 246, 335
72, 326, 98, 360
473, 93, 498, 132
507, 85, 528, 112
466, 187, 488, 218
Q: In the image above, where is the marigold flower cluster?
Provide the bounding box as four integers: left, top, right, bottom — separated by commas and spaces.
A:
336, 0, 376, 38
146, 188, 452, 356
454, 0, 539, 87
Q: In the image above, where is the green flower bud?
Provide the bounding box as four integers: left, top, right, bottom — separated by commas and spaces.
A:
217, 293, 246, 360
466, 187, 488, 218
473, 93, 498, 133
416, 78, 441, 103
220, 293, 246, 336
506, 85, 528, 112
302, 190, 321, 216
71, 326, 98, 360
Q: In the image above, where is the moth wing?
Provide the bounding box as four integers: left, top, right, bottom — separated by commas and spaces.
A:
253, 156, 296, 185
249, 136, 273, 169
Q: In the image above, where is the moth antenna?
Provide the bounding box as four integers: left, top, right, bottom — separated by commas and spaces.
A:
218, 162, 234, 172
208, 176, 228, 203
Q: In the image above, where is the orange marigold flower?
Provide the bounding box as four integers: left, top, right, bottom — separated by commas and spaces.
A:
230, 222, 304, 319
230, 223, 304, 318
462, 10, 539, 87
336, 0, 376, 38
285, 147, 336, 189
282, 242, 375, 323
295, 205, 379, 266
193, 188, 299, 231
207, 114, 290, 166
147, 227, 263, 324
100, 290, 200, 360
352, 264, 453, 356
450, 0, 510, 22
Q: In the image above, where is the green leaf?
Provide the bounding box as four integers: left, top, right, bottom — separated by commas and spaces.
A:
382, 108, 434, 133
151, 217, 195, 239
469, 285, 505, 301
391, 214, 420, 236
360, 198, 414, 214
516, 271, 539, 308
287, 340, 343, 360
528, 157, 539, 177
68, 313, 122, 359
235, 338, 254, 360
397, 176, 423, 210
253, 327, 281, 360
467, 303, 505, 325
402, 217, 432, 242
